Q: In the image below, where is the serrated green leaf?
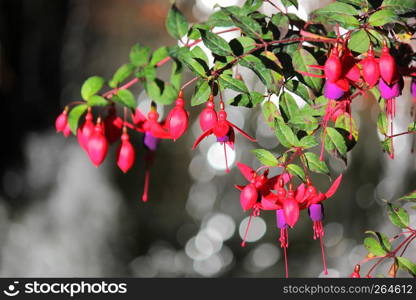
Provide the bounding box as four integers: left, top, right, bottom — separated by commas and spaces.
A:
114, 89, 136, 109
87, 95, 108, 107
262, 101, 280, 127
287, 164, 306, 182
81, 76, 105, 100
68, 104, 88, 134
199, 29, 233, 57
191, 46, 209, 65
191, 80, 211, 106
365, 230, 392, 252
364, 237, 387, 256
166, 4, 189, 40
387, 203, 409, 228
229, 37, 256, 56
229, 91, 264, 108
302, 152, 329, 175
289, 114, 318, 132
293, 49, 323, 92
275, 118, 299, 148
369, 9, 398, 26
348, 30, 370, 53
222, 7, 262, 39
129, 43, 151, 67
206, 9, 234, 27
314, 2, 359, 15
312, 2, 360, 29
252, 149, 278, 166
397, 257, 416, 277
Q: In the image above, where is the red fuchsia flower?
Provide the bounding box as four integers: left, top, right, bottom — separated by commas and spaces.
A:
341, 48, 361, 83
295, 174, 343, 275
87, 117, 109, 167
323, 78, 349, 100
379, 41, 398, 85
199, 96, 218, 132
193, 104, 256, 173
55, 107, 68, 133
324, 47, 342, 83
361, 44, 380, 88
77, 107, 95, 152
104, 105, 123, 144
350, 264, 361, 278
116, 127, 135, 173
165, 91, 189, 141
63, 122, 72, 138
234, 163, 291, 247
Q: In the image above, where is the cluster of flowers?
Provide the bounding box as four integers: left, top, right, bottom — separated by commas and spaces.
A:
235, 162, 342, 277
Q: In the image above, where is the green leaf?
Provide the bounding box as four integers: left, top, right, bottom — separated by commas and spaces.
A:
299, 136, 318, 149
239, 55, 276, 93
172, 47, 207, 77
365, 230, 392, 252
166, 4, 189, 40
287, 164, 306, 182
113, 89, 136, 109
251, 149, 278, 166
275, 118, 299, 148
397, 257, 416, 277
170, 60, 182, 91
219, 74, 249, 94
400, 191, 416, 201
302, 152, 329, 175
243, 0, 264, 11
364, 237, 387, 256
377, 112, 388, 136
68, 104, 88, 134
229, 91, 264, 108
279, 92, 299, 121
129, 43, 151, 67
369, 9, 398, 26
191, 46, 209, 65
312, 2, 360, 29
382, 0, 416, 14
109, 63, 135, 88
285, 80, 311, 103
222, 7, 262, 39
199, 29, 233, 57
87, 95, 108, 107
289, 114, 318, 132
191, 80, 211, 106
262, 101, 280, 127
281, 0, 298, 8
150, 46, 169, 66
338, 0, 367, 7
292, 49, 323, 92
206, 10, 234, 27
408, 122, 416, 132
335, 113, 358, 141
325, 127, 348, 156
348, 30, 370, 53
143, 79, 177, 105
387, 203, 409, 228
229, 37, 256, 56
81, 76, 105, 100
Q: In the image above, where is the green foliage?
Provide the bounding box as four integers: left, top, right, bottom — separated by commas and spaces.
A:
251, 149, 278, 166
68, 104, 88, 134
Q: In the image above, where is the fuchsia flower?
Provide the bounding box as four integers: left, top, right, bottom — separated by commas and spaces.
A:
193, 104, 256, 173
234, 162, 291, 247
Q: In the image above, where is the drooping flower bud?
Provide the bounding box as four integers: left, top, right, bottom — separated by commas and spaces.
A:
77, 108, 95, 151
116, 128, 135, 173
361, 45, 380, 87
166, 91, 189, 140
350, 264, 361, 278
240, 183, 258, 211
283, 186, 300, 228
324, 47, 342, 83
63, 122, 72, 138
341, 48, 361, 82
55, 107, 68, 133
199, 96, 217, 131
379, 41, 397, 85
87, 118, 108, 167
104, 106, 122, 144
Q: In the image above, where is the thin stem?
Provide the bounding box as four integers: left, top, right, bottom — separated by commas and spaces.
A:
181, 76, 199, 91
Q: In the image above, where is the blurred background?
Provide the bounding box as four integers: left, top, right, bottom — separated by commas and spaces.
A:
0, 0, 415, 278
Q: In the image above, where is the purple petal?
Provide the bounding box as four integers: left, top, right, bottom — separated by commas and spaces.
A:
411, 78, 416, 98
144, 131, 159, 151
324, 81, 344, 100
216, 135, 229, 143
276, 209, 289, 229
379, 78, 402, 100
308, 203, 324, 222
